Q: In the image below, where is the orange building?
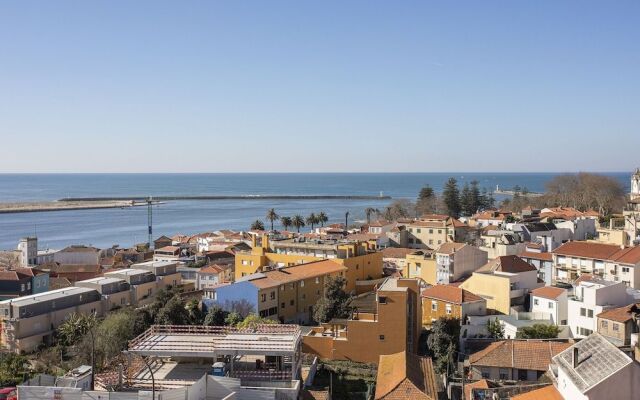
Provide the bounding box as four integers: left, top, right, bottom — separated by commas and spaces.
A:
302, 278, 422, 364
421, 284, 486, 326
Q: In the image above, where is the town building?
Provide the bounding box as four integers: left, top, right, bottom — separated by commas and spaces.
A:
567, 277, 632, 338
103, 268, 158, 306
0, 270, 33, 300
468, 340, 571, 381
53, 245, 104, 265
234, 235, 382, 292
381, 247, 414, 272
461, 255, 543, 315
421, 284, 486, 326
552, 241, 640, 288
374, 351, 439, 400
196, 264, 228, 290
530, 286, 568, 325
404, 249, 436, 284
17, 237, 38, 266
303, 278, 422, 364
596, 303, 640, 347
132, 260, 182, 289
519, 245, 553, 285
479, 228, 525, 259
550, 333, 640, 400
211, 260, 347, 324
435, 243, 487, 285
75, 276, 131, 311
153, 245, 181, 262
403, 214, 470, 249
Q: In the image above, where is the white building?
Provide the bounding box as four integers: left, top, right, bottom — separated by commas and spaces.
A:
435, 243, 487, 284
530, 286, 568, 325
567, 277, 632, 338
17, 237, 38, 266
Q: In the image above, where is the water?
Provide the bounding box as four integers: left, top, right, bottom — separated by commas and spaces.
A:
0, 173, 629, 250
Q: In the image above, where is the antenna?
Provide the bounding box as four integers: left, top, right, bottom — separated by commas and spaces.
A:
147, 197, 153, 248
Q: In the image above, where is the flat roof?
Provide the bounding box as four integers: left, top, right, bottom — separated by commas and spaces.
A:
105, 268, 152, 276
76, 277, 125, 285
133, 260, 177, 268
128, 325, 301, 357
0, 286, 97, 307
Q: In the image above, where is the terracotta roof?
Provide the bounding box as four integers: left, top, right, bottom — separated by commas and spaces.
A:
12, 267, 47, 277
464, 379, 499, 400
408, 220, 447, 228
155, 245, 180, 253
609, 246, 640, 265
436, 242, 466, 255
375, 351, 438, 400
448, 218, 469, 228
419, 214, 450, 221
469, 340, 571, 371
369, 220, 392, 227
477, 255, 537, 274
530, 286, 566, 300
552, 241, 621, 260
518, 251, 552, 262
247, 260, 347, 289
0, 270, 30, 281
510, 385, 562, 400
597, 303, 640, 323
422, 285, 484, 304
49, 277, 72, 290
573, 273, 594, 285
199, 265, 224, 274
48, 264, 101, 273
381, 247, 415, 259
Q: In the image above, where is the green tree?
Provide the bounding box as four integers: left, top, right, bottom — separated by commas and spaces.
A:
416, 185, 436, 215
313, 276, 352, 323
317, 212, 329, 227
516, 324, 560, 339
236, 314, 278, 330
250, 219, 265, 231
306, 213, 319, 231
427, 317, 461, 374
93, 310, 136, 369
186, 299, 204, 325
460, 182, 473, 216
203, 305, 228, 326
156, 296, 191, 325
292, 215, 306, 233
266, 208, 279, 231
470, 180, 482, 213
225, 311, 243, 326
487, 317, 505, 339
0, 353, 30, 386
442, 177, 461, 218
280, 216, 292, 232
57, 312, 97, 346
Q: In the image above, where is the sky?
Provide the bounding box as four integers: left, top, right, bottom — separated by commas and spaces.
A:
0, 1, 639, 173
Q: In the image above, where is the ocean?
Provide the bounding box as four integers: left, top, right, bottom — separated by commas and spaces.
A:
0, 173, 629, 250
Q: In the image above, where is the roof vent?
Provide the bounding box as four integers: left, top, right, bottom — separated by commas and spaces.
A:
572, 347, 579, 368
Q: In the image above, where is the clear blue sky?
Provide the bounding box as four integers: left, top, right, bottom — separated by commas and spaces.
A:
1, 1, 638, 173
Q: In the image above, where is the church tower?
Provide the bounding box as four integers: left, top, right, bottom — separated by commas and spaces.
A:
632, 168, 640, 200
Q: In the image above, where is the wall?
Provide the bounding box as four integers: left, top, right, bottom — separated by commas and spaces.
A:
461, 273, 511, 315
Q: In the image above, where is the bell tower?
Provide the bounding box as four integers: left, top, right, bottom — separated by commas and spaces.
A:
632, 168, 640, 200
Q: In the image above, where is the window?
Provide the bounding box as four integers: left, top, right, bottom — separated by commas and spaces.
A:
416, 229, 421, 233
429, 229, 433, 234
242, 260, 248, 266
429, 240, 433, 245
270, 291, 275, 300
280, 285, 285, 291
499, 369, 509, 380
438, 240, 442, 245
438, 229, 442, 234
446, 304, 452, 315
379, 335, 385, 341
432, 301, 438, 311
548, 302, 554, 309
587, 309, 593, 318
315, 277, 320, 284
580, 308, 586, 316
613, 323, 619, 332
534, 298, 539, 306
281, 302, 285, 309
290, 300, 294, 306
622, 267, 630, 273
300, 280, 305, 287
601, 320, 608, 328
261, 294, 266, 302
302, 293, 306, 300
481, 369, 490, 379
20, 284, 25, 292
379, 296, 387, 304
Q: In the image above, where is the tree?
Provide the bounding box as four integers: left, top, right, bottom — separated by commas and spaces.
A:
92, 310, 136, 369
544, 172, 625, 215
280, 216, 292, 232
0, 353, 30, 386
266, 208, 279, 231
292, 215, 305, 233
250, 219, 265, 231
486, 317, 505, 339
225, 311, 243, 326
313, 276, 352, 323
383, 199, 415, 220
236, 314, 278, 330
317, 212, 328, 227
516, 323, 560, 339
203, 305, 228, 326
57, 312, 97, 346
427, 317, 461, 374
365, 207, 379, 224
460, 183, 473, 216
442, 177, 461, 218
186, 298, 204, 325
306, 213, 319, 231
416, 185, 437, 215
156, 296, 191, 325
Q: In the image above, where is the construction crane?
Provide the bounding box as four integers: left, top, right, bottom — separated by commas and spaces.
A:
147, 196, 153, 249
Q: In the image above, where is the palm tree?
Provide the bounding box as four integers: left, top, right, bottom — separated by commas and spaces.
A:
365, 207, 379, 224
250, 220, 265, 231
306, 213, 319, 231
317, 212, 328, 227
292, 215, 305, 233
280, 216, 292, 232
266, 208, 279, 231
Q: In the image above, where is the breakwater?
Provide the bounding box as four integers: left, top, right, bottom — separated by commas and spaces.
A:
59, 195, 392, 201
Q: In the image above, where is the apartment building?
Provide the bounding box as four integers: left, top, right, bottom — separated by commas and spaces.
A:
212, 260, 347, 324
568, 277, 632, 338
479, 228, 525, 259
0, 287, 103, 353
403, 214, 470, 249
421, 284, 486, 326
235, 235, 382, 292
435, 243, 487, 285
597, 303, 640, 347
0, 270, 33, 300
153, 246, 181, 262
552, 241, 640, 288
75, 277, 131, 311
53, 245, 103, 265
103, 269, 157, 306
132, 260, 182, 289
403, 250, 436, 284
460, 255, 543, 315
519, 245, 553, 285
303, 278, 422, 364
530, 286, 568, 325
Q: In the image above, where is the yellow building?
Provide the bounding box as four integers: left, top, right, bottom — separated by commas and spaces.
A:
403, 250, 437, 285
421, 284, 486, 326
302, 278, 422, 364
235, 235, 382, 292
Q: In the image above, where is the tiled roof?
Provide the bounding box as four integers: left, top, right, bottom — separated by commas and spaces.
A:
375, 351, 438, 400
0, 270, 30, 281
510, 385, 562, 400
477, 255, 537, 274
155, 245, 180, 252
552, 241, 621, 260
422, 285, 484, 304
381, 247, 415, 259
436, 243, 466, 255
597, 303, 639, 323
552, 333, 632, 394
609, 246, 640, 265
199, 265, 224, 274
248, 260, 347, 289
419, 214, 450, 221
469, 340, 571, 371
530, 286, 566, 300
518, 251, 553, 262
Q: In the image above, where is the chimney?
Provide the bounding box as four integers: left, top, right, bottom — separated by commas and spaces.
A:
572, 347, 579, 368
